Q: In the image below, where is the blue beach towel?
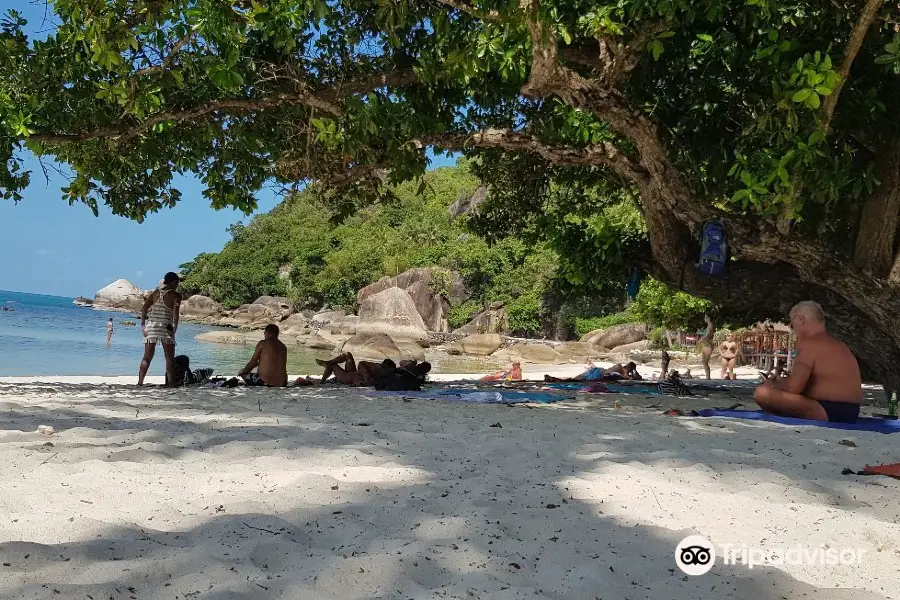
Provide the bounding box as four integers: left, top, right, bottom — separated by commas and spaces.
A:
694, 409, 900, 434
367, 388, 567, 404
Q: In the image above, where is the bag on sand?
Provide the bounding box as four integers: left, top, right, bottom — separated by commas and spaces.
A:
697, 220, 727, 276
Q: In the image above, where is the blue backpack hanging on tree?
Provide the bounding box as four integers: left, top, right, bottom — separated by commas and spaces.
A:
697, 220, 727, 276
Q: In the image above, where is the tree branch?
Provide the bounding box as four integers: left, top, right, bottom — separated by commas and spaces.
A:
132, 29, 196, 78
413, 129, 647, 181
433, 0, 500, 20
28, 68, 419, 145
820, 0, 885, 133
29, 92, 343, 144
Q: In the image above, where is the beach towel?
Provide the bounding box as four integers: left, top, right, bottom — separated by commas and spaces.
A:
861, 463, 900, 479
368, 388, 567, 404
693, 409, 900, 434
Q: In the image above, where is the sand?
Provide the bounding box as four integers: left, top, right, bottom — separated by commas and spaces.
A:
0, 372, 898, 600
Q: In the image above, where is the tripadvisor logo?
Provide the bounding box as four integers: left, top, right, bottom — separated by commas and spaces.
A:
675, 535, 716, 576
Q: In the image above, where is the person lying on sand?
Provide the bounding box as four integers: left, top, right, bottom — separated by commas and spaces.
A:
754, 301, 862, 423
317, 352, 395, 386
237, 324, 288, 387
544, 361, 641, 383
480, 362, 523, 382
375, 361, 433, 391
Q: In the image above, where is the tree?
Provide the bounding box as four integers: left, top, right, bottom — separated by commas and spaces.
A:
3, 1, 900, 388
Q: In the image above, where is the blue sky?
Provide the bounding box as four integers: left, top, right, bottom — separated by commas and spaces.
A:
1, 2, 453, 297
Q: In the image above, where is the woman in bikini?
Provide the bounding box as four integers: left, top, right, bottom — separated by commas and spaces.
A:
138, 272, 182, 386
719, 333, 739, 380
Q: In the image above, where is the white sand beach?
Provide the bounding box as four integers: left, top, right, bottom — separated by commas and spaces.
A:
1, 374, 898, 600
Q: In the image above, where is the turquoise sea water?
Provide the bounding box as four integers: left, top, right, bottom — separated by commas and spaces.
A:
0, 290, 330, 377
0, 290, 499, 377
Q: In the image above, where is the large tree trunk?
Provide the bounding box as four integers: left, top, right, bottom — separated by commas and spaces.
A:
513, 2, 900, 393
854, 138, 900, 276
639, 222, 900, 396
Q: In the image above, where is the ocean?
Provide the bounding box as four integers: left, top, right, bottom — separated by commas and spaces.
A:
0, 290, 331, 377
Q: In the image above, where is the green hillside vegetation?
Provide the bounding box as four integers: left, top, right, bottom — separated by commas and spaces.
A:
180, 162, 709, 337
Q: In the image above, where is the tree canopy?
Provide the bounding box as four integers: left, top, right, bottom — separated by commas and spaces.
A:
3, 0, 900, 386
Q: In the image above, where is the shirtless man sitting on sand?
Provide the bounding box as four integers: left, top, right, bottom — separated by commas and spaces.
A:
754, 301, 862, 423
237, 324, 288, 387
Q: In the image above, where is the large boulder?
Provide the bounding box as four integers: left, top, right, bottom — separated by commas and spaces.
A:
447, 333, 504, 357
93, 279, 145, 311
339, 332, 425, 362
195, 330, 263, 345
357, 287, 429, 343
73, 296, 93, 307
306, 332, 336, 350
311, 309, 346, 326
553, 342, 602, 361
279, 313, 311, 336
181, 295, 224, 317
327, 315, 359, 336
493, 342, 563, 364
217, 296, 294, 328
357, 267, 465, 333
609, 340, 650, 354
406, 279, 449, 332
582, 323, 649, 349
453, 302, 509, 335
252, 296, 294, 320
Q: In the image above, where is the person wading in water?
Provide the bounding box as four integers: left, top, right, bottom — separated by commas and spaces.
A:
138, 272, 182, 386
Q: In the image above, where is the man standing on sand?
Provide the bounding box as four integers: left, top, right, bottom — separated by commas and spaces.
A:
106, 317, 114, 346
754, 301, 862, 423
138, 272, 182, 387
238, 324, 288, 387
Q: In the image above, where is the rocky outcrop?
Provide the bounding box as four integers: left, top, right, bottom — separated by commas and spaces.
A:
93, 279, 146, 312
252, 296, 293, 320
453, 302, 509, 335
449, 186, 487, 219
493, 342, 563, 364
306, 332, 336, 350
73, 296, 93, 307
311, 309, 346, 326
279, 314, 311, 336
181, 295, 224, 317
195, 330, 263, 345
447, 333, 504, 357
553, 342, 602, 361
357, 267, 466, 333
581, 323, 648, 349
608, 340, 650, 355
338, 332, 424, 362
357, 287, 429, 343
217, 295, 294, 328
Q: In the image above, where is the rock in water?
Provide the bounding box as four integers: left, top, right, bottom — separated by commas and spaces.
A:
181, 295, 224, 317
357, 287, 429, 343
93, 279, 145, 311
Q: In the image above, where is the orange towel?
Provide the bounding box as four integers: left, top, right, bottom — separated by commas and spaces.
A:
862, 463, 900, 479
